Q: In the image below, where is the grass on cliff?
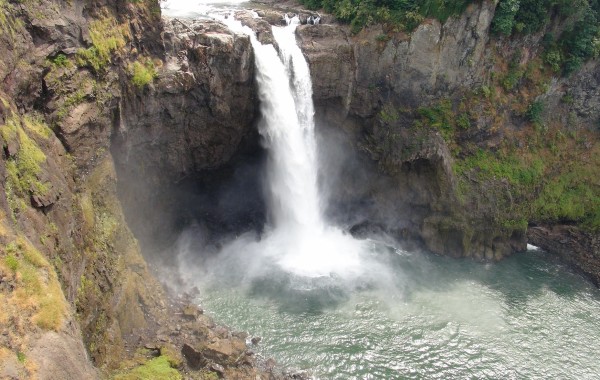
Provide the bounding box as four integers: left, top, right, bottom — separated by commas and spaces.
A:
1, 113, 50, 207
1, 236, 69, 332
113, 354, 182, 380
0, 0, 24, 41
450, 126, 600, 231
470, 149, 597, 229
0, 225, 68, 379
129, 58, 157, 88
76, 16, 130, 72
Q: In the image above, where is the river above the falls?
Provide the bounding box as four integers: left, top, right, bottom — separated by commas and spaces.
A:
188, 244, 600, 379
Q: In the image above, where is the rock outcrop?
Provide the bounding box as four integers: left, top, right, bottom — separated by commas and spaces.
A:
112, 16, 260, 264
116, 17, 256, 178
298, 1, 496, 115
528, 226, 600, 286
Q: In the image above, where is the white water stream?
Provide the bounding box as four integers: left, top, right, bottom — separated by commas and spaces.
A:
214, 13, 365, 278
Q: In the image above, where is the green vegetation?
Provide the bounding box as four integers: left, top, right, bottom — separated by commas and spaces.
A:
454, 149, 545, 189
414, 99, 471, 145
492, 0, 600, 75
453, 137, 600, 230
76, 16, 129, 72
1, 114, 49, 198
1, 236, 68, 332
491, 0, 520, 35
298, 0, 476, 33
5, 254, 19, 272
129, 59, 157, 88
22, 114, 53, 139
47, 53, 72, 68
526, 99, 544, 126
501, 53, 525, 91
534, 167, 600, 228
113, 355, 182, 380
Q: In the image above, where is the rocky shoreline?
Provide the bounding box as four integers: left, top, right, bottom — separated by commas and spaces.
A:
528, 225, 600, 287
120, 288, 308, 379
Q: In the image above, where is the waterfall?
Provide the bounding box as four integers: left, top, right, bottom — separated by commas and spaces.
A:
217, 14, 364, 278
251, 17, 323, 232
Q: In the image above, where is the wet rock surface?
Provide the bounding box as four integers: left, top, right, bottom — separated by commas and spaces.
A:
528, 226, 600, 286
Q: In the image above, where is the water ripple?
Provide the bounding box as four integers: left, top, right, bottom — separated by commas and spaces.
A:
191, 247, 600, 379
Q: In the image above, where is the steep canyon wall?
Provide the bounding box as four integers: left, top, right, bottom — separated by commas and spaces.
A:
1, 0, 599, 378
295, 1, 600, 269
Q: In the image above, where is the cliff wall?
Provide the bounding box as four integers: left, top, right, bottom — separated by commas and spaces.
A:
0, 0, 172, 377
295, 1, 599, 271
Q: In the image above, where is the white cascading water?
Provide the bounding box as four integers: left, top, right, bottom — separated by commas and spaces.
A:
221, 15, 364, 278
254, 17, 322, 232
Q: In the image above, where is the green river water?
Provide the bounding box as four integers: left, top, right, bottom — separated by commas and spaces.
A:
191, 244, 600, 379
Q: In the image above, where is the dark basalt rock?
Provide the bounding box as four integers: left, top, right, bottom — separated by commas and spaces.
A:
181, 343, 207, 370
528, 226, 600, 286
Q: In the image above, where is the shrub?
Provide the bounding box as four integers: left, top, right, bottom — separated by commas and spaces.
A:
5, 254, 18, 272
491, 0, 520, 35
543, 48, 563, 72
3, 236, 68, 331
513, 0, 551, 34
416, 99, 455, 142
49, 53, 70, 68
526, 100, 544, 125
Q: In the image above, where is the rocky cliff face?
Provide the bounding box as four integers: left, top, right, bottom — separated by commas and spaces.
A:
300, 1, 495, 114
112, 15, 261, 265
0, 0, 282, 377
0, 0, 171, 377
0, 0, 267, 378
295, 0, 600, 272
296, 1, 525, 259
